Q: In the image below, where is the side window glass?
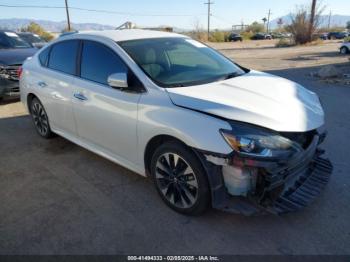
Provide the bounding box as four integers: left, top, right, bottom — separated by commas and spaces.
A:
80, 41, 127, 85
39, 47, 50, 67
0, 34, 10, 48
48, 40, 78, 75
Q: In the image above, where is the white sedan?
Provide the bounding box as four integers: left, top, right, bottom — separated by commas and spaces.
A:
20, 29, 332, 215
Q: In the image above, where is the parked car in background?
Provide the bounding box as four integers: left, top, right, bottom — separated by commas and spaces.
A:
17, 32, 47, 49
20, 30, 332, 215
340, 42, 350, 54
228, 33, 243, 42
319, 33, 329, 40
0, 30, 37, 100
271, 33, 287, 39
328, 32, 349, 40
251, 33, 272, 40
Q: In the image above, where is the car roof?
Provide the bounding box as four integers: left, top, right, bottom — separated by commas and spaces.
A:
72, 29, 187, 42
0, 29, 16, 33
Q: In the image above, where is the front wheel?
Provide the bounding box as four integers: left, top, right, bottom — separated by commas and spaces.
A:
30, 97, 54, 138
340, 47, 349, 55
150, 142, 210, 215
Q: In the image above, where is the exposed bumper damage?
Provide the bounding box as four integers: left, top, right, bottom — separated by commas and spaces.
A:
195, 130, 333, 215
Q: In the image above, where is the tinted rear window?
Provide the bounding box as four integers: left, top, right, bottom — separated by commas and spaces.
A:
39, 47, 50, 66
48, 40, 78, 75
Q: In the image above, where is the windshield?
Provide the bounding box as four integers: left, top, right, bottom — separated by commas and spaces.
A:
0, 32, 32, 49
19, 33, 44, 44
119, 38, 246, 87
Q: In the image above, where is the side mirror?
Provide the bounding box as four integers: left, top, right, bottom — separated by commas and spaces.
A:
107, 73, 128, 89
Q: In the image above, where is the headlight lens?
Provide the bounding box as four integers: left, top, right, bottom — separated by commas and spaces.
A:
221, 124, 301, 158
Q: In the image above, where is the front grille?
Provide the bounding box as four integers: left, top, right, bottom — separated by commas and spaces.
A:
0, 65, 20, 81
10, 86, 20, 92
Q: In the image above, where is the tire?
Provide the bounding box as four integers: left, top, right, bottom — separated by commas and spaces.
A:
150, 141, 210, 215
29, 97, 54, 138
340, 47, 349, 55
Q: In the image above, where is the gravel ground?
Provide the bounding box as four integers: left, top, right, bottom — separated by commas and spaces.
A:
0, 42, 349, 255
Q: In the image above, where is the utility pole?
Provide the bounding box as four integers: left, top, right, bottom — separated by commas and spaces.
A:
308, 0, 317, 42
328, 10, 332, 29
64, 0, 71, 31
266, 9, 272, 33
204, 0, 214, 41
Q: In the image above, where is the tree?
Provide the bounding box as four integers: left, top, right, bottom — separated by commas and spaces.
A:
246, 22, 265, 33
347, 21, 350, 30
287, 2, 324, 45
20, 22, 54, 41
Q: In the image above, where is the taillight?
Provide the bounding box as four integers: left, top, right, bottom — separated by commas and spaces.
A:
17, 66, 23, 79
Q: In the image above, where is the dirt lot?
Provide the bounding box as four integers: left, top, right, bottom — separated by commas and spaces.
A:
209, 40, 350, 70
0, 41, 349, 255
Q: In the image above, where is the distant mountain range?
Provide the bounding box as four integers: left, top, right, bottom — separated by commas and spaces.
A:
0, 16, 349, 33
0, 18, 115, 32
270, 14, 350, 29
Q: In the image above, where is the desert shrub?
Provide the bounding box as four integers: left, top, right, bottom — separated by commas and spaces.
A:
20, 22, 54, 41
209, 31, 226, 42
187, 31, 207, 42
246, 22, 265, 33
241, 31, 254, 40
275, 38, 294, 47
287, 2, 324, 45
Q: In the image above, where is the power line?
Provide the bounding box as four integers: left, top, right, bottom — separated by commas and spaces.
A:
0, 4, 204, 17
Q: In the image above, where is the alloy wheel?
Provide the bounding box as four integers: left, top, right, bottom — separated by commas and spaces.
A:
155, 153, 199, 209
31, 101, 49, 136
340, 47, 348, 54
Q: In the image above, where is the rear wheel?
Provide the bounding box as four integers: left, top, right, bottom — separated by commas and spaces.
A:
150, 142, 210, 215
30, 97, 54, 138
340, 47, 349, 55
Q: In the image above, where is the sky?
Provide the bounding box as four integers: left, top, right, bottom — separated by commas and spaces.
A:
0, 0, 349, 29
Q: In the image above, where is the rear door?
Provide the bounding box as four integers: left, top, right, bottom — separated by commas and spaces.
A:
38, 40, 79, 135
71, 40, 143, 163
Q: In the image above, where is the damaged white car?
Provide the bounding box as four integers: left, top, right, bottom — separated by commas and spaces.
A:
20, 30, 332, 215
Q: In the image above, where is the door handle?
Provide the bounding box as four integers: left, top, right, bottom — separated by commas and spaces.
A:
38, 81, 47, 88
74, 92, 88, 101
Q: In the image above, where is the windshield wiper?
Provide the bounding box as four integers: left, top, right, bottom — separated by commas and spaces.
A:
167, 83, 186, 88
222, 72, 241, 80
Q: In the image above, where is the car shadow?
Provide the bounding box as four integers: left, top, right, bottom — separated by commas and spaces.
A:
283, 51, 344, 62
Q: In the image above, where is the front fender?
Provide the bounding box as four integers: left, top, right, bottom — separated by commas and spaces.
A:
137, 92, 233, 170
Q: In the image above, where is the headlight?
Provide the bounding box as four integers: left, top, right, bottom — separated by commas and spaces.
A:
220, 123, 302, 159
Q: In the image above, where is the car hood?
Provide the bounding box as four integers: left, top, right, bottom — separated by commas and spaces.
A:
0, 48, 37, 65
166, 70, 324, 132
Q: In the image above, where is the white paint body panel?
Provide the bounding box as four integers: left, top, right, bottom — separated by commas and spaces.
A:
166, 70, 324, 132
20, 30, 325, 177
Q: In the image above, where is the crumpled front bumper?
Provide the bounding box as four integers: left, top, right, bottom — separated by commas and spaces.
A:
196, 133, 333, 215
270, 156, 332, 214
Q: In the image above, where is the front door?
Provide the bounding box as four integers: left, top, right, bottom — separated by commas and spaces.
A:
72, 40, 142, 164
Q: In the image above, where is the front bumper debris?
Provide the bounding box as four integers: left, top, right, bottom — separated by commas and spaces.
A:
197, 132, 333, 216
270, 156, 332, 214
